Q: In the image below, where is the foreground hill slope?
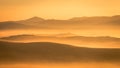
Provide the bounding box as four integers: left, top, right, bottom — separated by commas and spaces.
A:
0, 41, 120, 63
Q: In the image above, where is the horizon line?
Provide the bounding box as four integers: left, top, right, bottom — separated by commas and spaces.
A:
1, 15, 120, 22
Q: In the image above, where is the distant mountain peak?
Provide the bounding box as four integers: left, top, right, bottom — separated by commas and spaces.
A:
16, 16, 45, 25
27, 16, 45, 21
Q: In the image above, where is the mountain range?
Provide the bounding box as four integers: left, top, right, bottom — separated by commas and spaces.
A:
0, 15, 120, 30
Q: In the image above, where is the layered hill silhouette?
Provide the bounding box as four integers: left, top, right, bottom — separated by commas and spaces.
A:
0, 41, 120, 63
1, 34, 120, 48
0, 15, 120, 30
0, 21, 43, 30
0, 21, 31, 30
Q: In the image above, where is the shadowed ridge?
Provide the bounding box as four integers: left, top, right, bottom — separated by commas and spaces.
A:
0, 41, 88, 63
0, 41, 83, 49
0, 41, 120, 63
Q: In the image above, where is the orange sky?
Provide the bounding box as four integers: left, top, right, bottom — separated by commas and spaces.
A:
0, 0, 120, 21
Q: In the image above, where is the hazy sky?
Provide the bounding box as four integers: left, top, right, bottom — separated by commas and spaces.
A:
0, 0, 120, 21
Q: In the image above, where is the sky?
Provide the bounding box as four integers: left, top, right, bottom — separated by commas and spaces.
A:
0, 0, 120, 21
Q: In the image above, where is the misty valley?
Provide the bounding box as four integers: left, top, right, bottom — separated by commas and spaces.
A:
0, 16, 120, 68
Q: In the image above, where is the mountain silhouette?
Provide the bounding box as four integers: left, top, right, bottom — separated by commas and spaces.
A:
0, 21, 48, 30
0, 15, 120, 30
26, 16, 45, 21
17, 16, 45, 25
0, 21, 35, 30
0, 41, 120, 63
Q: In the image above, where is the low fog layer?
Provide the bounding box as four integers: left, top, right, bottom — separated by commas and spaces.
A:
0, 34, 120, 48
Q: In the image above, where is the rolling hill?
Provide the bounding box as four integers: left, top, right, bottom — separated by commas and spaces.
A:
1, 34, 120, 48
0, 41, 120, 63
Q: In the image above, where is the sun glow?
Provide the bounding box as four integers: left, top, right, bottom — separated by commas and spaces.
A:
0, 0, 120, 21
